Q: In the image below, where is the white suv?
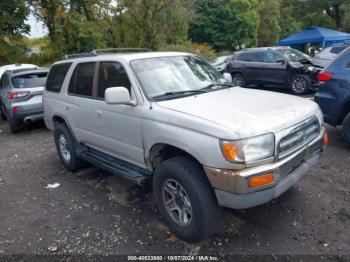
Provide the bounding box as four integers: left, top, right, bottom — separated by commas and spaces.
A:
44, 49, 327, 243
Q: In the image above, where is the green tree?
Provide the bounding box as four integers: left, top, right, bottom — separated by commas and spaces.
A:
300, 0, 349, 30
258, 0, 281, 46
280, 0, 302, 38
0, 0, 30, 65
189, 0, 260, 51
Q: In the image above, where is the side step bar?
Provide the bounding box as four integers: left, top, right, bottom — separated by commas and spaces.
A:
78, 147, 152, 187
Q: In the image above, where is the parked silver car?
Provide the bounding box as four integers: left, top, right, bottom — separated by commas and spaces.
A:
0, 68, 48, 133
44, 50, 327, 243
315, 43, 350, 61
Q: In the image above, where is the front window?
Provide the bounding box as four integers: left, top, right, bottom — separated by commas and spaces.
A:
130, 56, 229, 101
278, 48, 310, 62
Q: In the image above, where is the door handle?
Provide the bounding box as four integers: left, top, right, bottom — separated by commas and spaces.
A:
93, 110, 102, 118
63, 105, 70, 110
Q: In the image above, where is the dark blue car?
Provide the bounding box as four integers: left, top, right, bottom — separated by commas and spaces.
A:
315, 47, 350, 144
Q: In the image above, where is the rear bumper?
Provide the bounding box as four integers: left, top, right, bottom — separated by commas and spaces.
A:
13, 110, 44, 123
204, 128, 326, 209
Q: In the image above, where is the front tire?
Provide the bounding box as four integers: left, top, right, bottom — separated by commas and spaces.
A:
153, 156, 218, 243
290, 75, 311, 95
231, 73, 246, 88
342, 112, 350, 145
54, 123, 85, 171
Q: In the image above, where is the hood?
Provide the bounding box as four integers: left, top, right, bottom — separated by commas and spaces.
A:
156, 87, 320, 139
296, 58, 328, 68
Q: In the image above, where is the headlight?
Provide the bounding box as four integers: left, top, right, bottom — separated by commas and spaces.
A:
220, 133, 275, 163
306, 66, 317, 72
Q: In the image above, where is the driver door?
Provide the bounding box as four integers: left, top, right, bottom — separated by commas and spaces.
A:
87, 61, 145, 167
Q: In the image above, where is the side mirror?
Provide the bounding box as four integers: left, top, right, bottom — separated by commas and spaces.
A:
276, 59, 286, 65
223, 73, 232, 83
105, 87, 136, 106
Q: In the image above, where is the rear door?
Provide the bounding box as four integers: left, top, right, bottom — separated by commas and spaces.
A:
64, 62, 98, 146
235, 51, 265, 84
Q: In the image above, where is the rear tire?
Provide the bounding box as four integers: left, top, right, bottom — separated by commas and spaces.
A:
153, 156, 218, 243
290, 75, 311, 95
231, 73, 246, 88
0, 105, 7, 121
342, 112, 350, 145
8, 117, 21, 133
54, 123, 85, 171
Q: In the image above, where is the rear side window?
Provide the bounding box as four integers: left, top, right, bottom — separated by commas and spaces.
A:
237, 52, 263, 62
68, 63, 95, 97
12, 72, 47, 89
46, 63, 72, 92
97, 62, 131, 98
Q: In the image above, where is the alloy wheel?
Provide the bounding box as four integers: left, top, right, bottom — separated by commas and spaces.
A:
162, 179, 193, 227
58, 134, 71, 162
292, 77, 307, 94
232, 75, 244, 87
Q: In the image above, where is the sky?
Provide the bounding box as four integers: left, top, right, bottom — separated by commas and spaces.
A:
27, 14, 47, 38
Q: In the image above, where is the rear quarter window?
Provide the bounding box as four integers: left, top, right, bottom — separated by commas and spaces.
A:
12, 72, 47, 89
46, 63, 72, 92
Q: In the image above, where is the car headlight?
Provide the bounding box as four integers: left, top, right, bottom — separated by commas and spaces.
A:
220, 133, 275, 163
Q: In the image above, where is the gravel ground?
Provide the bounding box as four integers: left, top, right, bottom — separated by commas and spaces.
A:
0, 119, 349, 258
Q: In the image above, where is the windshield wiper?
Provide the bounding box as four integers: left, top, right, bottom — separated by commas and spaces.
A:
200, 83, 233, 91
151, 90, 207, 101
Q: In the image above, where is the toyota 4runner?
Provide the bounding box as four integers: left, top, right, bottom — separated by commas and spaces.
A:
44, 49, 328, 243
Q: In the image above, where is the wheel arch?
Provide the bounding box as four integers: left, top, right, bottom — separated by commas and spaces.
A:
147, 143, 202, 170
52, 115, 77, 141
340, 100, 350, 125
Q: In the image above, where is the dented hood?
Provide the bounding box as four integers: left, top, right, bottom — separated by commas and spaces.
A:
157, 87, 320, 139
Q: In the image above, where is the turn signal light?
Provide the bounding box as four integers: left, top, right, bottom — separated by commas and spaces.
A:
248, 173, 274, 188
323, 132, 329, 145
222, 143, 237, 160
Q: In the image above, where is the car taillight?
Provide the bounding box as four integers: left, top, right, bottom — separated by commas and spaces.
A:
317, 72, 333, 82
7, 91, 29, 100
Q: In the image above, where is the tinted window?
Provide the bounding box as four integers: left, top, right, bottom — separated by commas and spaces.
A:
46, 63, 72, 92
68, 63, 95, 97
237, 52, 263, 62
330, 46, 347, 54
97, 62, 131, 98
0, 73, 10, 88
12, 72, 47, 88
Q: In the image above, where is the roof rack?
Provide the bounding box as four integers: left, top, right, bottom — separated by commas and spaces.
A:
63, 52, 96, 60
63, 48, 151, 60
91, 48, 151, 55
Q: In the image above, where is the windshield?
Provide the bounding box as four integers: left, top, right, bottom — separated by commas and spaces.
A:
12, 72, 47, 89
130, 56, 229, 101
278, 48, 311, 62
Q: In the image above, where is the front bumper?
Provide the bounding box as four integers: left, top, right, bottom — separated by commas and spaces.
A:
204, 128, 326, 209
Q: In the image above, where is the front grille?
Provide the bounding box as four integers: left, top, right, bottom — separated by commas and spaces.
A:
278, 117, 320, 159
